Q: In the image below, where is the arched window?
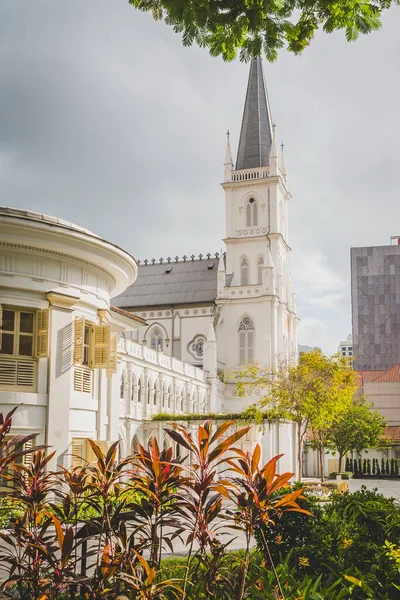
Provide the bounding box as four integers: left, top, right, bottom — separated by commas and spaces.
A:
150, 327, 164, 351
241, 258, 249, 286
131, 436, 139, 454
246, 198, 258, 227
238, 316, 255, 363
120, 374, 125, 400
137, 378, 142, 403
153, 381, 158, 406
257, 256, 264, 285
147, 379, 151, 405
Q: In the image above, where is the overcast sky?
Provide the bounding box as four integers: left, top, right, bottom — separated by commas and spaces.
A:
1, 1, 400, 353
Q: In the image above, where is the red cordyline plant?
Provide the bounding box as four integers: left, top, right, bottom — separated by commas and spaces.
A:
225, 445, 312, 600
165, 419, 251, 599
127, 438, 186, 564
0, 410, 312, 600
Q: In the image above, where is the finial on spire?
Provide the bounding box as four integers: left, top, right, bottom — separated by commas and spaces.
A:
224, 129, 233, 182
279, 141, 287, 179
269, 123, 278, 159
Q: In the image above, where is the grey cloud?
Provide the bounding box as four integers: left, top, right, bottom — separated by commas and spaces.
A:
1, 0, 399, 352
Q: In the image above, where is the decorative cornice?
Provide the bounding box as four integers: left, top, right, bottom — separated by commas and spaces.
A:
221, 175, 280, 191
223, 232, 292, 252
0, 241, 115, 285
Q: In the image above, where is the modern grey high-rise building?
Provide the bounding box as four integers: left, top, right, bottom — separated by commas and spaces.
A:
351, 238, 400, 371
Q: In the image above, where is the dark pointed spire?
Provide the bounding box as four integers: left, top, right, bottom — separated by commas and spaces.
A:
235, 57, 273, 170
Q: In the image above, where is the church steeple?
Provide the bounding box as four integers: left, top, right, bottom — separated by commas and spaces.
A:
235, 57, 273, 170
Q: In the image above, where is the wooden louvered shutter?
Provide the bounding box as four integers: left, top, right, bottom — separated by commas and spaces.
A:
35, 309, 49, 358
23, 438, 34, 468
106, 333, 117, 377
90, 325, 110, 369
71, 438, 85, 469
86, 440, 110, 465
74, 317, 84, 364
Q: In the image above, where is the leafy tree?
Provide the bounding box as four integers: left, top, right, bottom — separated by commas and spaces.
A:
231, 349, 357, 481
129, 0, 400, 62
325, 396, 386, 473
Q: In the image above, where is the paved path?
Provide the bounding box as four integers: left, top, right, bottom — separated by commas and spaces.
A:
348, 478, 400, 500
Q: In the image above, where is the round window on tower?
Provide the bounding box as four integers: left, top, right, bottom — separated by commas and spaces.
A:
249, 198, 255, 203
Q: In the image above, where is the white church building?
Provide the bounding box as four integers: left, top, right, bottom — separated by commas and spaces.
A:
0, 58, 298, 476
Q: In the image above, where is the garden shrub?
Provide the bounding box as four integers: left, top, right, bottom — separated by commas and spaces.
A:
258, 485, 400, 598
328, 471, 353, 480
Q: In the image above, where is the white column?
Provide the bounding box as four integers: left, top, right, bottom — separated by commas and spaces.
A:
45, 292, 78, 472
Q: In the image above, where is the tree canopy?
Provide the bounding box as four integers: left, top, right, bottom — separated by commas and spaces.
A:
232, 349, 358, 480
129, 0, 399, 61
324, 395, 386, 472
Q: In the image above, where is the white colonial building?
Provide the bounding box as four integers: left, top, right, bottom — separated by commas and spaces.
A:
0, 58, 298, 477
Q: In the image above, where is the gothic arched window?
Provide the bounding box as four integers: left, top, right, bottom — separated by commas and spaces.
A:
137, 378, 142, 403
150, 327, 164, 351
257, 256, 264, 285
131, 375, 136, 403
153, 381, 158, 406
241, 258, 249, 286
238, 316, 255, 364
147, 379, 151, 405
246, 198, 258, 227
120, 374, 125, 400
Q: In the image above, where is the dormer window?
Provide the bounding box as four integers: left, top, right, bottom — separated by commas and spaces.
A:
246, 198, 258, 227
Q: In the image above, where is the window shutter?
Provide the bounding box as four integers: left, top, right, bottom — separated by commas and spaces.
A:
106, 333, 118, 377
35, 309, 49, 358
23, 438, 34, 468
0, 358, 35, 388
74, 317, 84, 364
74, 366, 92, 393
90, 325, 110, 369
0, 304, 2, 351
86, 440, 110, 465
71, 438, 85, 469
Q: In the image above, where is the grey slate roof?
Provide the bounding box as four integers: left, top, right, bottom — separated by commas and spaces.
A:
112, 258, 225, 308
236, 57, 273, 170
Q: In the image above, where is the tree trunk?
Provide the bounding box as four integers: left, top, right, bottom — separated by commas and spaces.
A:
319, 441, 324, 482
338, 454, 343, 473
297, 419, 302, 482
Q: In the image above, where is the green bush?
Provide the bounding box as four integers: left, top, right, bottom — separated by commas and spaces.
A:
328, 471, 353, 480
0, 496, 24, 529
258, 485, 400, 598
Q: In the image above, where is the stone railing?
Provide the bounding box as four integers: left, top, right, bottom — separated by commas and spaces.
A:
231, 167, 269, 182
119, 339, 206, 383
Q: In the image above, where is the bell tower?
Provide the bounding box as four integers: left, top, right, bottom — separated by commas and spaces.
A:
217, 57, 298, 411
